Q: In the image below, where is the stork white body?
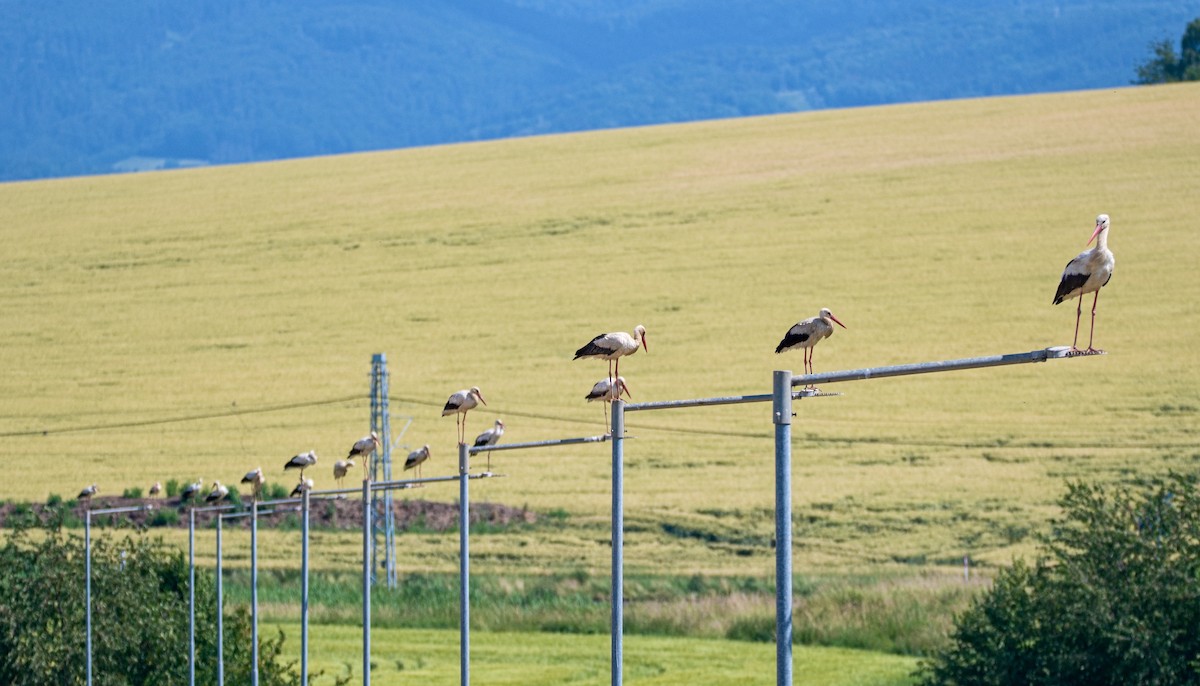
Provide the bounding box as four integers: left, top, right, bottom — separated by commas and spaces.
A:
180, 478, 203, 503
574, 325, 648, 382
241, 467, 265, 500
284, 450, 318, 477
333, 459, 354, 487
148, 481, 162, 498
473, 419, 505, 448
443, 387, 487, 444
404, 445, 431, 478
290, 477, 314, 498
775, 308, 847, 383
347, 431, 379, 479
1053, 214, 1115, 353
78, 484, 98, 501
205, 481, 229, 504
585, 376, 632, 431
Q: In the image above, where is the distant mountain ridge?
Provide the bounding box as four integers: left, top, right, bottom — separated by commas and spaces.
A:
2, 0, 1196, 182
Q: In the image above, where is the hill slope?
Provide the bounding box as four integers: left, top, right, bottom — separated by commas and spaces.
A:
1, 84, 1198, 576
2, 0, 1198, 181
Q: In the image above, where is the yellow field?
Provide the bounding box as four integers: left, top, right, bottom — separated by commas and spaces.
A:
2, 83, 1199, 577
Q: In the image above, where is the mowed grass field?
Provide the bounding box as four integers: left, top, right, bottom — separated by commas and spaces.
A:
2, 83, 1199, 585
271, 622, 918, 686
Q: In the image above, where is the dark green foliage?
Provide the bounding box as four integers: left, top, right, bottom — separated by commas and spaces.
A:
165, 479, 180, 498
0, 522, 314, 685
918, 473, 1200, 685
266, 483, 290, 500
1136, 18, 1200, 83
122, 487, 144, 499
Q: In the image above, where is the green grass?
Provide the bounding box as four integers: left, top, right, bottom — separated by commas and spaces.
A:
1, 83, 1199, 590
276, 622, 919, 685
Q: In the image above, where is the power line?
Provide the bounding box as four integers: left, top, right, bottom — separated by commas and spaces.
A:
0, 395, 363, 438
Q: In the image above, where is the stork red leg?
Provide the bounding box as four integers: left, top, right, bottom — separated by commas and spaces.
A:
1087, 290, 1102, 353
1071, 296, 1084, 353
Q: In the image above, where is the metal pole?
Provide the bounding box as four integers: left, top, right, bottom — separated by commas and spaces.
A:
189, 507, 196, 686
301, 488, 310, 685
611, 399, 625, 686
459, 441, 470, 686
216, 513, 224, 686
792, 347, 1072, 388
251, 500, 259, 686
85, 511, 93, 686
773, 371, 794, 686
363, 478, 372, 686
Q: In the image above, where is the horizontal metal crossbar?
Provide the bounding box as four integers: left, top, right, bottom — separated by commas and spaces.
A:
625, 390, 840, 413
469, 434, 612, 455
791, 346, 1081, 387
86, 504, 153, 517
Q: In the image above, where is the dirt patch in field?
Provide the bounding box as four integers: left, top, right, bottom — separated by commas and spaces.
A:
0, 495, 537, 532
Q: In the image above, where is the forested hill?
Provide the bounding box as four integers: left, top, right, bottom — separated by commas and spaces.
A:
3, 0, 1196, 182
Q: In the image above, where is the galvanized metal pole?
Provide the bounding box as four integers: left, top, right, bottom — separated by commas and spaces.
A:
611, 399, 625, 686
85, 511, 93, 686
189, 507, 196, 686
251, 500, 259, 686
301, 488, 310, 685
363, 478, 372, 686
773, 371, 794, 686
216, 513, 224, 686
459, 441, 470, 686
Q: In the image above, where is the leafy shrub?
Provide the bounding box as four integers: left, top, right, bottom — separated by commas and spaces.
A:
122, 487, 144, 499
165, 479, 180, 497
918, 473, 1200, 685
0, 520, 339, 685
46, 493, 63, 506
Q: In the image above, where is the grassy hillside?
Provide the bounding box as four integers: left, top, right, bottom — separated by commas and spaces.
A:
2, 84, 1198, 583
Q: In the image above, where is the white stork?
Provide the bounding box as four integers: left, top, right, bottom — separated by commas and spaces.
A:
574, 325, 648, 384
404, 445, 431, 478
585, 376, 632, 431
78, 484, 98, 502
180, 477, 203, 504
473, 419, 505, 471
347, 431, 380, 478
205, 481, 229, 504
1053, 213, 1116, 354
443, 387, 487, 444
775, 308, 846, 386
333, 459, 354, 487
241, 467, 265, 501
290, 477, 314, 498
148, 481, 162, 499
284, 450, 318, 478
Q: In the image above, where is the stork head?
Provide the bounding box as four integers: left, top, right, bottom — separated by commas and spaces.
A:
819, 308, 847, 329
616, 376, 632, 398
634, 324, 648, 352
495, 419, 505, 430
470, 387, 487, 405
1088, 214, 1110, 245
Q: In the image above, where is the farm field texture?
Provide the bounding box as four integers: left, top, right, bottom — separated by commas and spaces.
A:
1, 82, 1199, 589
271, 622, 919, 686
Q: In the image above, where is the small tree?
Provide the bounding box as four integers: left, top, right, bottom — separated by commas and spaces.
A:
1136, 18, 1200, 83
0, 521, 335, 685
918, 473, 1200, 686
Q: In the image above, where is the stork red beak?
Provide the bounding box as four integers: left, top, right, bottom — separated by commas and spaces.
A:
1087, 222, 1104, 246
641, 335, 649, 353
830, 314, 847, 329
622, 382, 633, 399
476, 391, 487, 406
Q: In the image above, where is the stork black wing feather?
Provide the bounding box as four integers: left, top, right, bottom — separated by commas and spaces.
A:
574, 335, 609, 359
775, 331, 811, 354
1053, 270, 1090, 305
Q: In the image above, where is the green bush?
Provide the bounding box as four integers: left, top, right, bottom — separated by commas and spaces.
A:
122, 487, 144, 499
0, 521, 344, 685
918, 473, 1200, 685
165, 479, 180, 498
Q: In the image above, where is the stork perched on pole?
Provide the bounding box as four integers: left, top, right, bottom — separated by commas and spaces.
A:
284, 451, 318, 478
205, 481, 229, 504
585, 376, 631, 432
180, 478, 203, 505
347, 432, 380, 480
574, 325, 648, 385
333, 460, 354, 488
1053, 213, 1115, 355
241, 468, 265, 501
78, 484, 98, 502
404, 445, 431, 479
473, 419, 505, 471
443, 387, 486, 445
775, 308, 847, 388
